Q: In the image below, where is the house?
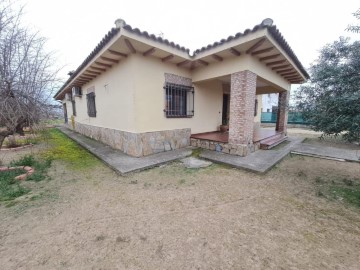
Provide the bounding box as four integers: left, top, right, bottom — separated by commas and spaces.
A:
54, 18, 309, 157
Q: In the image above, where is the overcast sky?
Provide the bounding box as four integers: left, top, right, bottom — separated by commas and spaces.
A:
20, 0, 359, 81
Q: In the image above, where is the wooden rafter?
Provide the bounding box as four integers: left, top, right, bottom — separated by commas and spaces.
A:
100, 56, 119, 64
177, 60, 190, 67
229, 47, 241, 56
281, 71, 298, 76
272, 64, 290, 70
197, 59, 209, 66
80, 75, 95, 79
246, 38, 266, 54
259, 54, 281, 61
162, 54, 174, 62
251, 47, 274, 55
266, 60, 286, 66
95, 61, 112, 68
190, 62, 196, 70
108, 49, 128, 58
143, 47, 156, 56
125, 39, 136, 54
90, 66, 106, 72
276, 68, 293, 74
79, 76, 93, 81
285, 75, 301, 80
212, 54, 223, 61
85, 70, 101, 75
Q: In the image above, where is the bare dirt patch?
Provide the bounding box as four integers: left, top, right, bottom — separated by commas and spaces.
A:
0, 144, 360, 269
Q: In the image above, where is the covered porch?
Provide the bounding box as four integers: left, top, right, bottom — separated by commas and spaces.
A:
191, 127, 287, 151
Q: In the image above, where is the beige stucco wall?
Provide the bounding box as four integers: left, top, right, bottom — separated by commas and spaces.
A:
131, 54, 223, 134
64, 53, 285, 135
192, 54, 290, 92
69, 56, 137, 132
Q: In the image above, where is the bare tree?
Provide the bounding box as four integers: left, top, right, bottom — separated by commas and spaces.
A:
0, 0, 59, 148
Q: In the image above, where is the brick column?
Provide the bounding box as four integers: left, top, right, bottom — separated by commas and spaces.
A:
276, 90, 289, 134
229, 70, 257, 145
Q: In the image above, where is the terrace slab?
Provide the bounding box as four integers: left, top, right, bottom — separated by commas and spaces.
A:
58, 127, 192, 175
291, 143, 360, 162
200, 137, 304, 173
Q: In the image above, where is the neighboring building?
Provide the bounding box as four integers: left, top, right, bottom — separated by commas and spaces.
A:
54, 18, 309, 157
262, 93, 278, 112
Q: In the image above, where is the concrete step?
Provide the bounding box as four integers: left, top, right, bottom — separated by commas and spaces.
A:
260, 134, 287, 150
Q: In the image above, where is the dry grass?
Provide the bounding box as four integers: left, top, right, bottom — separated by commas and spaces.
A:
0, 130, 359, 269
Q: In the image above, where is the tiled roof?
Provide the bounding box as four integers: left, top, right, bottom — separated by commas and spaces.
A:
193, 22, 309, 79
54, 27, 120, 98
54, 19, 309, 99
123, 24, 190, 53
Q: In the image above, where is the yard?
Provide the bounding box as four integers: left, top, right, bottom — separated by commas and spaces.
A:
0, 128, 359, 269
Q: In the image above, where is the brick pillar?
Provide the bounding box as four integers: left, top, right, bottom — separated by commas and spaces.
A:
229, 70, 257, 145
276, 90, 289, 134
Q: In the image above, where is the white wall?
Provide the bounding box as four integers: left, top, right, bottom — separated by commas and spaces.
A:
71, 56, 137, 132
132, 55, 223, 134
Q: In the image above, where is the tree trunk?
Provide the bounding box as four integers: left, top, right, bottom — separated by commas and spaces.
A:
0, 129, 11, 150
16, 123, 25, 136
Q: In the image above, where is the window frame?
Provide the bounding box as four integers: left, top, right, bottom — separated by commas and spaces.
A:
86, 92, 97, 117
163, 83, 194, 118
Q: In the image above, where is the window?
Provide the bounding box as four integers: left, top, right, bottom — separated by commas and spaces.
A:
71, 99, 76, 116
164, 83, 194, 118
86, 92, 96, 117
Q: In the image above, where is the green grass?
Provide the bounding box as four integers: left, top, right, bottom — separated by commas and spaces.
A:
10, 155, 52, 182
0, 169, 30, 201
41, 129, 98, 169
315, 176, 360, 207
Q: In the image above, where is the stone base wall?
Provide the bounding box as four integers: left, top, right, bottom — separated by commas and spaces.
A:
72, 122, 190, 157
190, 138, 260, 157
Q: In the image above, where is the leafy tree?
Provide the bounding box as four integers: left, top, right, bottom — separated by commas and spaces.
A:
346, 9, 360, 33
0, 0, 59, 149
295, 37, 360, 142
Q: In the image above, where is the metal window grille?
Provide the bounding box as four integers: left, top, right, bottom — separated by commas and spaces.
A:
164, 83, 194, 118
86, 92, 96, 117
71, 100, 76, 116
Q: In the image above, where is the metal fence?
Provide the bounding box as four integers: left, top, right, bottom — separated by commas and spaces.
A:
261, 112, 309, 125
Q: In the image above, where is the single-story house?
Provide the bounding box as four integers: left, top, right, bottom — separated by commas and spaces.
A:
54, 18, 309, 157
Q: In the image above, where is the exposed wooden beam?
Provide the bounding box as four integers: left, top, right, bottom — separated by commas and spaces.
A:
143, 47, 156, 56
259, 54, 281, 62
95, 61, 112, 68
229, 47, 241, 56
266, 60, 286, 66
177, 60, 190, 67
79, 77, 94, 81
108, 49, 128, 58
162, 54, 174, 62
281, 71, 298, 77
285, 75, 301, 80
251, 47, 274, 55
246, 38, 266, 54
80, 75, 95, 79
272, 64, 291, 70
190, 61, 196, 70
85, 70, 101, 75
197, 59, 209, 66
276, 68, 293, 74
212, 54, 223, 61
90, 66, 106, 72
125, 39, 136, 54
100, 56, 119, 64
